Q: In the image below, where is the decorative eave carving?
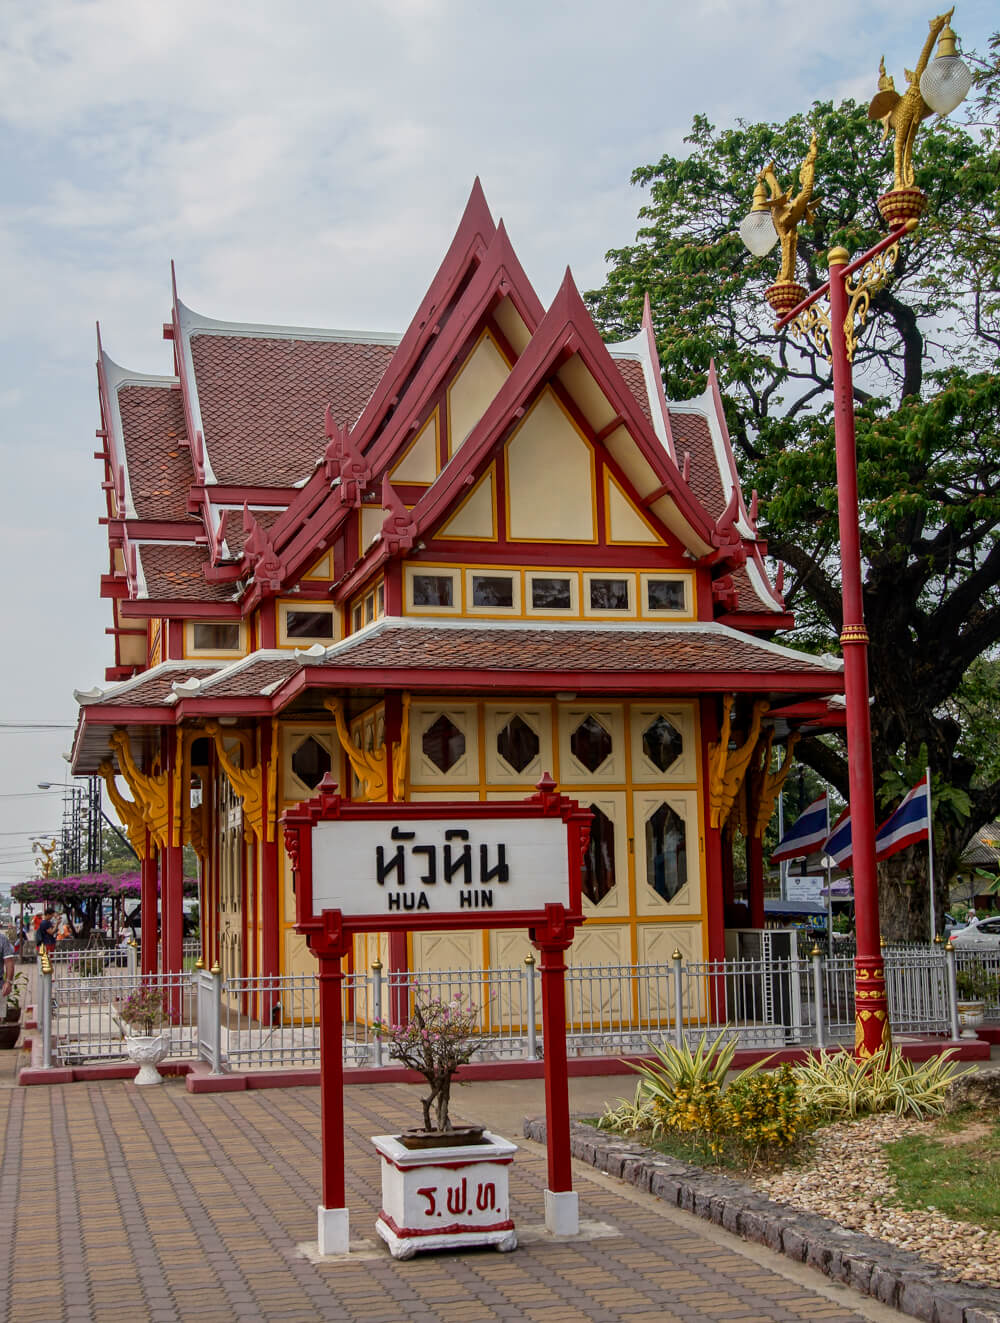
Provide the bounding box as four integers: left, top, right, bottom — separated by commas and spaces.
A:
324, 695, 410, 804
379, 474, 417, 556
243, 505, 283, 591
323, 408, 370, 505
707, 695, 770, 830
109, 730, 170, 849
97, 758, 149, 860
204, 721, 276, 843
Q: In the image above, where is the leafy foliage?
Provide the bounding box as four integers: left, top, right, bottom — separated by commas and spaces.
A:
115, 986, 167, 1037
586, 36, 1000, 938
791, 1048, 960, 1121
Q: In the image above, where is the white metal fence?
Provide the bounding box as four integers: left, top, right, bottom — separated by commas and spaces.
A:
35, 942, 994, 1074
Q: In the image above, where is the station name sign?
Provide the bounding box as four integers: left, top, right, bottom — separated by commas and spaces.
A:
283, 777, 590, 937
312, 818, 569, 918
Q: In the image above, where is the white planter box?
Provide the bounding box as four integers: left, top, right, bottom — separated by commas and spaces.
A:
372, 1131, 517, 1259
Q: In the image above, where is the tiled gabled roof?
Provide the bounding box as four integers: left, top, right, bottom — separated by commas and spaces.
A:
613, 358, 653, 423
136, 544, 238, 603
117, 385, 198, 523
75, 661, 221, 709
189, 333, 397, 487
305, 618, 842, 681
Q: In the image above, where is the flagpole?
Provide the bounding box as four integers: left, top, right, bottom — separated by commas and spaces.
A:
778, 792, 787, 901
826, 796, 833, 956
925, 764, 937, 946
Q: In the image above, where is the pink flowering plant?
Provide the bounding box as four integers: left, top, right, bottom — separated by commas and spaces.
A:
375, 990, 481, 1132
115, 986, 168, 1037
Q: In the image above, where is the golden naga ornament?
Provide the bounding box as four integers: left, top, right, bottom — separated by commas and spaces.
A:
756, 133, 820, 314
868, 9, 957, 221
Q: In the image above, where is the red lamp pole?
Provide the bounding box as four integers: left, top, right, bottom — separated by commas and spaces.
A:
772, 227, 910, 1056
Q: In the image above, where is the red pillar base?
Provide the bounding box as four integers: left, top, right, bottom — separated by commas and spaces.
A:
854, 954, 891, 1058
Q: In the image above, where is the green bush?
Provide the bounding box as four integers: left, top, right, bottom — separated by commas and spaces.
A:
792, 1048, 960, 1122
722, 1065, 812, 1169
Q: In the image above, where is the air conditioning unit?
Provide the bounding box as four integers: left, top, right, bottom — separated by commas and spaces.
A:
724, 928, 804, 1042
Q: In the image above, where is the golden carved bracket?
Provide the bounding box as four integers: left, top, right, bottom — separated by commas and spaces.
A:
392, 695, 410, 802
205, 722, 274, 842
109, 730, 169, 850
752, 730, 799, 840
789, 302, 831, 360
325, 699, 388, 802
843, 240, 901, 361
708, 696, 770, 830
98, 759, 148, 861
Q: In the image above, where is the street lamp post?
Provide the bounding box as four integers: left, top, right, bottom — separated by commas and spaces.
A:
738, 11, 972, 1057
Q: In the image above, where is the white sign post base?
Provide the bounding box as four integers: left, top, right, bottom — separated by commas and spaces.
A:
544, 1189, 579, 1236
317, 1206, 350, 1255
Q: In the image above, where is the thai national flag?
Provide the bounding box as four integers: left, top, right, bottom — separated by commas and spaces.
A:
875, 774, 930, 861
823, 809, 853, 868
771, 794, 828, 862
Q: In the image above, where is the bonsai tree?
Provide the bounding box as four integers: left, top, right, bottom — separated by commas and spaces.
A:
114, 986, 168, 1038
377, 991, 481, 1132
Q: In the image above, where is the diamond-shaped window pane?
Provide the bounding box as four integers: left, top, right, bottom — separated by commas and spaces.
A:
642, 716, 683, 773
496, 716, 539, 773
582, 805, 617, 905
291, 737, 332, 790
423, 715, 465, 773
570, 715, 612, 772
646, 803, 687, 903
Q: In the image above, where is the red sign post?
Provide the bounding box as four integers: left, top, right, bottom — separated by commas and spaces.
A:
281, 773, 590, 1254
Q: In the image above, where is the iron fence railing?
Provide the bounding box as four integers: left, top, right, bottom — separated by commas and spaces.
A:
47, 966, 198, 1065
35, 943, 991, 1074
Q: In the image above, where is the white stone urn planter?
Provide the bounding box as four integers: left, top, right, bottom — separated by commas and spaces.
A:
126, 1033, 168, 1085
372, 1131, 517, 1259
957, 999, 986, 1039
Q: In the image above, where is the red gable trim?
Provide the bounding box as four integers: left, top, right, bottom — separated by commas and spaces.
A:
243, 212, 547, 608
334, 269, 719, 601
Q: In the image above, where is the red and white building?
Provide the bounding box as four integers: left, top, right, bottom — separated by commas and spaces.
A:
70, 182, 844, 1012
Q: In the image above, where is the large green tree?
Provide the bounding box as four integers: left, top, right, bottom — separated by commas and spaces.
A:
586, 38, 1000, 939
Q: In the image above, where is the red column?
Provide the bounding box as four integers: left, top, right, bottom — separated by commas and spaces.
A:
535, 935, 573, 1195
828, 249, 888, 1057
260, 720, 280, 1022
748, 836, 765, 929
318, 949, 346, 1211
140, 837, 157, 976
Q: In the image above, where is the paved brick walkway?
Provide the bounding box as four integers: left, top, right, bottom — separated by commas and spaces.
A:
1, 1053, 904, 1323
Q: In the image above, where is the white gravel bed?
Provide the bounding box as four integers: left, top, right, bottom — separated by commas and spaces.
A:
750, 1112, 1000, 1289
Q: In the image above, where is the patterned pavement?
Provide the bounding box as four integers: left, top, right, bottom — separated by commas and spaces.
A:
0, 1051, 905, 1323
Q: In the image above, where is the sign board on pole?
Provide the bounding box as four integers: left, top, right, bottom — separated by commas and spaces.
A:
784, 875, 825, 904
282, 773, 589, 937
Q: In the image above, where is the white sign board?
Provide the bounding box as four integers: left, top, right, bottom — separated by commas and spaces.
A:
310, 817, 570, 918
785, 875, 825, 903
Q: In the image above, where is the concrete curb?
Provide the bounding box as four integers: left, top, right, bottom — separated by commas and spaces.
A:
524, 1117, 1000, 1323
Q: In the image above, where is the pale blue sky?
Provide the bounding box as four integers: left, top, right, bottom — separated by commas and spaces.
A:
0, 0, 994, 885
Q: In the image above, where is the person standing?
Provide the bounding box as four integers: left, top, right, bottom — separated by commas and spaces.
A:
35, 908, 57, 953
1, 928, 14, 1003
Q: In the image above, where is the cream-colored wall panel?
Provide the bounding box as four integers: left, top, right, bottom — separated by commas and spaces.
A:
408, 702, 480, 787
493, 296, 531, 356
483, 704, 553, 786
637, 921, 705, 1021
607, 475, 660, 544
576, 790, 629, 916
629, 703, 697, 785
391, 411, 438, 484
506, 388, 596, 543
490, 930, 534, 968
558, 704, 626, 785
303, 551, 333, 580
448, 332, 510, 456
637, 921, 705, 965
280, 726, 338, 804
438, 467, 496, 540
566, 923, 629, 968
407, 791, 481, 801
360, 505, 383, 553
411, 929, 479, 972
634, 789, 702, 917
555, 352, 618, 433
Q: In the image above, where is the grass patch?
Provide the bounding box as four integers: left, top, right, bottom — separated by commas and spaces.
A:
885, 1108, 1000, 1232
582, 1118, 814, 1176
